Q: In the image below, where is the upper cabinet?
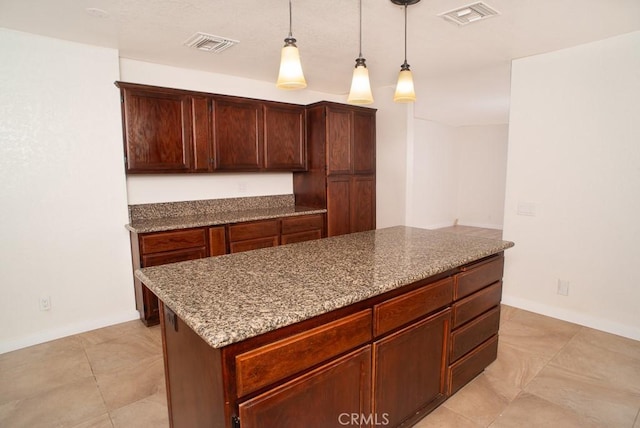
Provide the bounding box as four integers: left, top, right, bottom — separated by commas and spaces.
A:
263, 102, 306, 170
118, 84, 198, 173
212, 96, 263, 171
115, 82, 306, 174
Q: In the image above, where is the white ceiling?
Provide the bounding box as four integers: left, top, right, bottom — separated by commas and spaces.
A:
1, 0, 639, 125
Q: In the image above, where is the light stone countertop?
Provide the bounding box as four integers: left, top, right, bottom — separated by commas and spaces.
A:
126, 205, 326, 233
135, 226, 514, 349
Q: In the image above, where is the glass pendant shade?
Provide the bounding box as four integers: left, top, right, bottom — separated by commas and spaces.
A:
393, 66, 416, 103
276, 39, 307, 90
347, 59, 374, 105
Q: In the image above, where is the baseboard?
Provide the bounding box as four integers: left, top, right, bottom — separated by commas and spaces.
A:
0, 310, 140, 354
501, 295, 640, 341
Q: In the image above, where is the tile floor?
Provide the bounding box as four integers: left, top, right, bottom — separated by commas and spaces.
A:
1, 226, 639, 427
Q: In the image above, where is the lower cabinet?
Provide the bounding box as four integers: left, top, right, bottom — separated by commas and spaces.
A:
238, 347, 371, 428
157, 255, 504, 428
447, 255, 504, 395
373, 309, 450, 427
228, 219, 280, 254
130, 214, 325, 326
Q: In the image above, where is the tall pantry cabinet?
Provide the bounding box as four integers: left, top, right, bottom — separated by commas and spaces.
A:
294, 102, 376, 236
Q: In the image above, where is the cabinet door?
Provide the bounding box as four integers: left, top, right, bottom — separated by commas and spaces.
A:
212, 97, 263, 170
373, 309, 450, 427
121, 86, 193, 173
325, 107, 352, 175
352, 110, 376, 174
264, 103, 306, 170
327, 175, 351, 237
239, 346, 371, 428
350, 175, 375, 233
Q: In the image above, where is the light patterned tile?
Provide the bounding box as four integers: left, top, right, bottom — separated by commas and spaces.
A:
0, 377, 107, 428
499, 305, 520, 326
0, 338, 93, 403
549, 328, 640, 395
489, 392, 600, 428
499, 312, 580, 360
414, 405, 483, 428
70, 413, 114, 428
77, 320, 150, 347
525, 364, 640, 427
110, 391, 169, 428
84, 332, 161, 375
483, 341, 548, 390
443, 373, 512, 427
96, 356, 165, 411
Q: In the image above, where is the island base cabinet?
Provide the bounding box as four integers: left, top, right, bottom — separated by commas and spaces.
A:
238, 346, 372, 428
373, 309, 450, 428
160, 302, 226, 428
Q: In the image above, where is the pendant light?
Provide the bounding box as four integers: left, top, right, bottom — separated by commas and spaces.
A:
392, 0, 420, 103
347, 0, 374, 105
277, 0, 307, 90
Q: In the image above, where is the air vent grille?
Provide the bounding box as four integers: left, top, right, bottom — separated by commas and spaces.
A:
439, 2, 499, 26
184, 32, 239, 53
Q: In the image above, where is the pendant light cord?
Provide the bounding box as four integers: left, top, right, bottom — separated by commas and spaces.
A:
403, 4, 408, 63
358, 0, 363, 58
288, 0, 293, 38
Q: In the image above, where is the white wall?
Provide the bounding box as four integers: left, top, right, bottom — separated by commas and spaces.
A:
456, 125, 509, 229
406, 120, 508, 230
407, 119, 459, 229
0, 29, 136, 353
371, 86, 408, 228
503, 31, 640, 340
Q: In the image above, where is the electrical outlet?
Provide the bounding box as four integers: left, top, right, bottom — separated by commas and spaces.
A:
557, 280, 570, 296
39, 296, 51, 311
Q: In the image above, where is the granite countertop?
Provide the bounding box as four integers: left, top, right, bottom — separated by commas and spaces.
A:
136, 226, 514, 349
126, 205, 326, 233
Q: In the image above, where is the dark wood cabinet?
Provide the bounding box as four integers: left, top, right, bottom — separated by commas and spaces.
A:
156, 253, 505, 428
228, 219, 280, 254
118, 83, 196, 173
238, 346, 372, 428
116, 82, 308, 173
447, 255, 504, 395
212, 97, 263, 171
373, 309, 450, 427
263, 102, 306, 170
294, 102, 376, 237
326, 174, 375, 237
132, 228, 208, 325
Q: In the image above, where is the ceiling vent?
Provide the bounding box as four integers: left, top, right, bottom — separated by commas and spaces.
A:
439, 2, 499, 26
184, 32, 239, 53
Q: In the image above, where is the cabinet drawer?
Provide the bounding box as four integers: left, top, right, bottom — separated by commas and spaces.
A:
448, 335, 498, 395
235, 310, 372, 397
142, 247, 207, 267
281, 230, 322, 245
229, 220, 280, 242
452, 281, 502, 328
281, 214, 324, 234
140, 229, 206, 254
455, 256, 504, 300
374, 278, 453, 337
450, 306, 500, 363
230, 236, 279, 254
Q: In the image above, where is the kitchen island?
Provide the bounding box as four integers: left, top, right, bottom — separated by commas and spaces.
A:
137, 226, 514, 428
